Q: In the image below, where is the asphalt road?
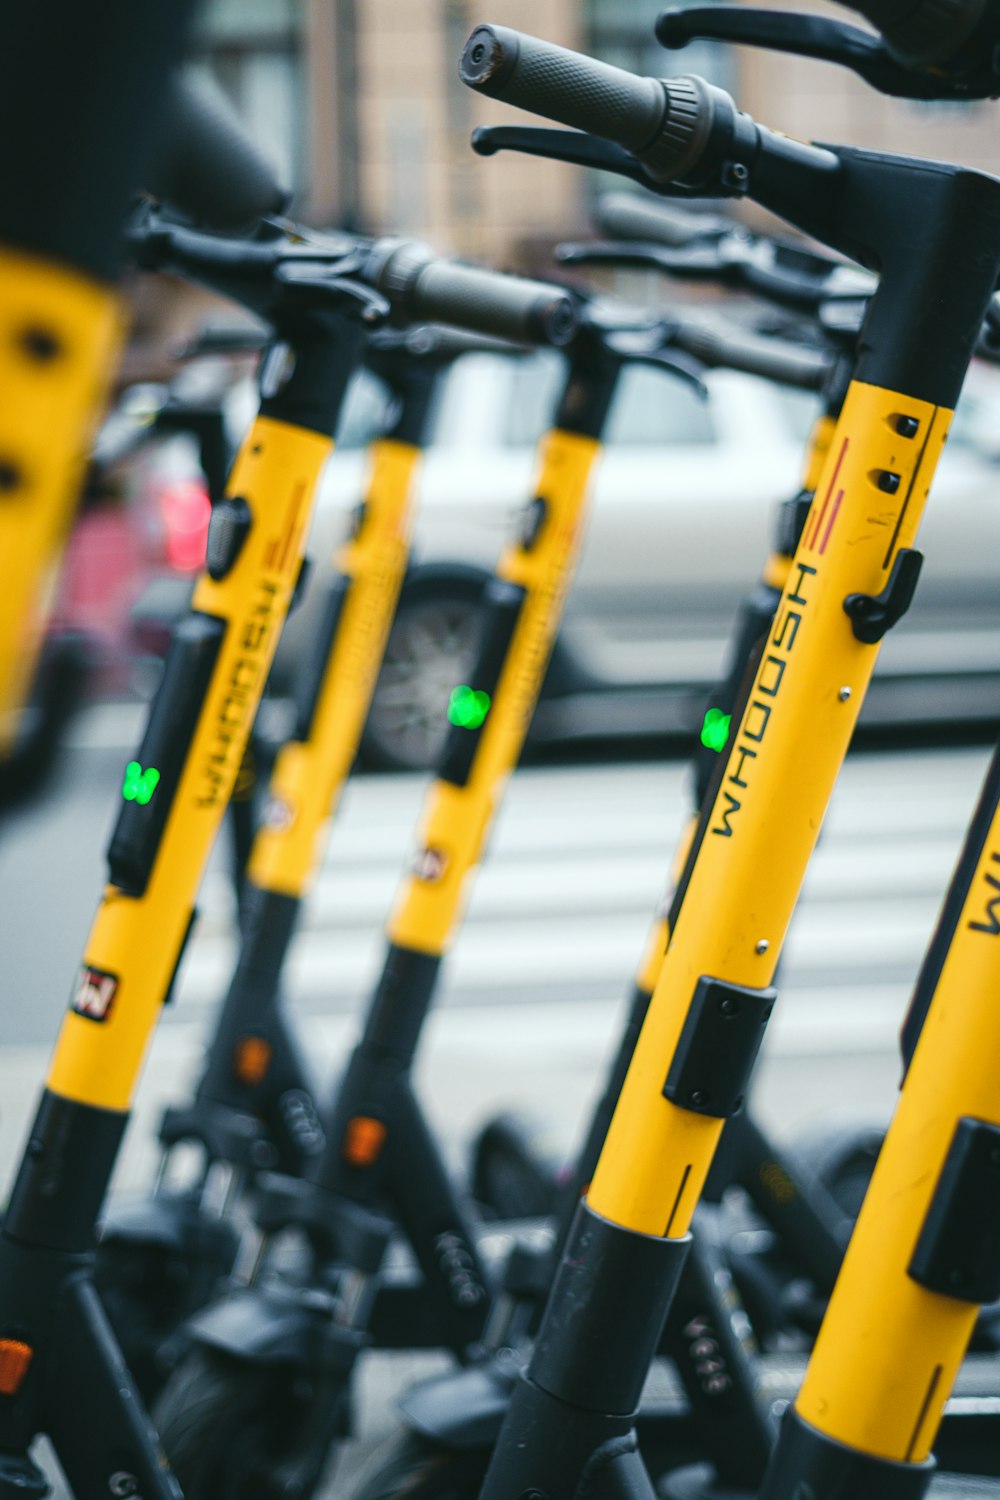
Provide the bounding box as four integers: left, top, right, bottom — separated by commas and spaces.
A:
0, 705, 994, 1498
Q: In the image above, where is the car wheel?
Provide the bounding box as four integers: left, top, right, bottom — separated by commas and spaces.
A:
363, 587, 485, 772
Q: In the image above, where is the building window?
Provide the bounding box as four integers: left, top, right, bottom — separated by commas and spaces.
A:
586, 0, 733, 91
583, 0, 733, 208
190, 0, 304, 198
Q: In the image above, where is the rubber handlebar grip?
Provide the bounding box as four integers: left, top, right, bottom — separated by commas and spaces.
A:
673, 321, 829, 389
368, 240, 578, 347
596, 190, 727, 246
460, 24, 717, 183
145, 74, 288, 230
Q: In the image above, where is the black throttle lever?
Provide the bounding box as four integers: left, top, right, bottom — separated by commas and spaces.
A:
655, 6, 988, 100
843, 548, 923, 644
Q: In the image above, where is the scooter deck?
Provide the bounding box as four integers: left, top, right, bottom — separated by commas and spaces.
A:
398, 1350, 1000, 1479
642, 1352, 1000, 1476
662, 1461, 1000, 1498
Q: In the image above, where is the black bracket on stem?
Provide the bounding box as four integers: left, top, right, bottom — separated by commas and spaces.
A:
843, 547, 923, 644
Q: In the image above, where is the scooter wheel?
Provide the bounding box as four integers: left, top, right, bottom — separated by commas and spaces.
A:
93, 1238, 198, 1405
352, 1431, 488, 1500
94, 1203, 242, 1406
154, 1348, 309, 1500
470, 1111, 564, 1220
794, 1121, 885, 1222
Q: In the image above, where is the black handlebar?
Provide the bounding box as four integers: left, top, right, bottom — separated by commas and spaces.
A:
145, 76, 288, 231
130, 216, 578, 348
364, 239, 577, 346
460, 24, 729, 184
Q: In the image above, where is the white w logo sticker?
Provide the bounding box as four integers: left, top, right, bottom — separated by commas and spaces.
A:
71, 966, 118, 1022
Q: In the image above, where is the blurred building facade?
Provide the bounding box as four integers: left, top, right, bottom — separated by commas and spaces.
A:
192, 0, 999, 261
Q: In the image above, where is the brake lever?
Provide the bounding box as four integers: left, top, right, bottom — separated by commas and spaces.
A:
556, 239, 738, 279
655, 6, 989, 101
471, 126, 730, 198
557, 236, 867, 314
473, 125, 645, 179
604, 331, 709, 399
273, 263, 390, 323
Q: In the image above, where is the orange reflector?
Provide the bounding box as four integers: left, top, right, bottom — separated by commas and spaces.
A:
342, 1115, 387, 1167
233, 1036, 272, 1086
0, 1339, 32, 1395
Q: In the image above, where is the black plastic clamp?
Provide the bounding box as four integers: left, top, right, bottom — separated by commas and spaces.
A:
663, 975, 776, 1118
206, 494, 252, 580
775, 487, 815, 559
908, 1116, 1000, 1304
107, 611, 225, 895
843, 546, 923, 644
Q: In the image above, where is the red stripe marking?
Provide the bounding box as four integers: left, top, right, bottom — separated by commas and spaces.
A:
807, 436, 849, 552
818, 488, 844, 555
807, 491, 830, 552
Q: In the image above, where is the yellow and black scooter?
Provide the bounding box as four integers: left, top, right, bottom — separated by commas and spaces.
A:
455, 23, 1000, 1500
639, 4, 1000, 1496
0, 197, 575, 1498
147, 292, 709, 1500
0, 3, 281, 767
345, 205, 896, 1500
94, 322, 531, 1404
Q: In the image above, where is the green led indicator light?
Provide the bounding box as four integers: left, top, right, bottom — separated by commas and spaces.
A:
122, 761, 161, 805
700, 707, 731, 753
448, 685, 491, 730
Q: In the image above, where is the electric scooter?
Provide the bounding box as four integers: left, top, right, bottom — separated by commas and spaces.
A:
0, 33, 282, 763
94, 322, 533, 1405
0, 197, 575, 1498
450, 21, 1000, 1500
146, 290, 714, 1500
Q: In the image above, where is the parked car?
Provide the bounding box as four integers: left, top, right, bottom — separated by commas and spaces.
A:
273, 346, 1000, 771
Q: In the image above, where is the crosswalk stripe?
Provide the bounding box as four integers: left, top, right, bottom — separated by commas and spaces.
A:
173, 751, 989, 1020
